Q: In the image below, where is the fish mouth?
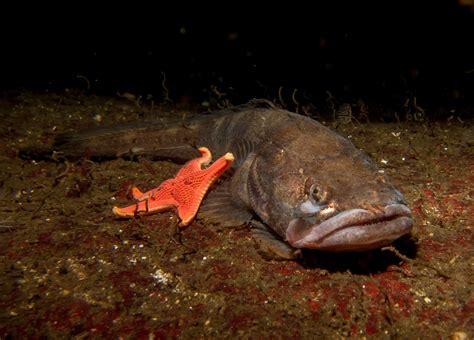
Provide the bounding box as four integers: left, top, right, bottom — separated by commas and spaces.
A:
287, 204, 413, 251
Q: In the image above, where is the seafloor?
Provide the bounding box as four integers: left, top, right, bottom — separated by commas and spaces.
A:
0, 91, 472, 338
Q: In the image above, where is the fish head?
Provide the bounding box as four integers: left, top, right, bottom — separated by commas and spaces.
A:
248, 117, 414, 252
282, 147, 414, 252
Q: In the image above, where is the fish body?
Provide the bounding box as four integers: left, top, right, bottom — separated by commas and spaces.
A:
54, 99, 413, 258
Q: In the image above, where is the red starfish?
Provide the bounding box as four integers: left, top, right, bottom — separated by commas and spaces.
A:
113, 147, 234, 226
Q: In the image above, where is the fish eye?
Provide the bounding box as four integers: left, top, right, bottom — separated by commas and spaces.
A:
309, 184, 325, 203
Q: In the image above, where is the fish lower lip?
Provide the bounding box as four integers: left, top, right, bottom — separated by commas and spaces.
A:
288, 204, 413, 251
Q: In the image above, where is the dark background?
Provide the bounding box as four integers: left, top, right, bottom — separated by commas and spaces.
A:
2, 2, 473, 118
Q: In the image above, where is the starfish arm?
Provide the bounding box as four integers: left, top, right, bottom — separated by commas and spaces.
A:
113, 197, 177, 217
175, 147, 212, 177
131, 179, 175, 201
131, 187, 145, 199
197, 147, 212, 166
114, 180, 177, 217
176, 152, 235, 226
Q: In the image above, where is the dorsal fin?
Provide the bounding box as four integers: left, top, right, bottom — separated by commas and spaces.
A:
245, 98, 275, 109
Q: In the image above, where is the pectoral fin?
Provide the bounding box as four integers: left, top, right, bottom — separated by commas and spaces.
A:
250, 221, 301, 260
198, 179, 253, 227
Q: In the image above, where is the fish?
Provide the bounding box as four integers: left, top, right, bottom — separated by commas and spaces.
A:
49, 99, 414, 259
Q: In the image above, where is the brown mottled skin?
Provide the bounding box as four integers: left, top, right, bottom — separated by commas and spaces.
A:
51, 99, 413, 259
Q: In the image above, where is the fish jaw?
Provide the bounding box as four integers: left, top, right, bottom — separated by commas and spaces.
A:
286, 204, 413, 252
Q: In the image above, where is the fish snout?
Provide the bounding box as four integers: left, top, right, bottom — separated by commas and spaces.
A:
287, 203, 413, 252
356, 186, 408, 212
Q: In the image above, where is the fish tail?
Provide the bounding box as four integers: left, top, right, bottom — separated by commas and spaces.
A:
20, 120, 202, 162
56, 121, 202, 162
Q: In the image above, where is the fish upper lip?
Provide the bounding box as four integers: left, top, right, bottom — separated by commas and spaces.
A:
287, 204, 413, 249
